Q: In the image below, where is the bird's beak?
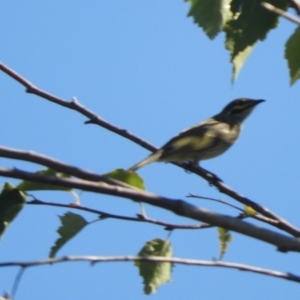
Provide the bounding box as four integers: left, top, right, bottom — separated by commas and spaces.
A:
254, 99, 266, 105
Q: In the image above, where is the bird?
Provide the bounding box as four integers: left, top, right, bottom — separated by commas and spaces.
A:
129, 98, 265, 171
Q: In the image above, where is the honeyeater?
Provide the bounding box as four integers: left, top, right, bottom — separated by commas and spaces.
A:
129, 98, 265, 171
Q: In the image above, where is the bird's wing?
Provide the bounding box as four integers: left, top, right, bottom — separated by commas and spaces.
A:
159, 120, 220, 160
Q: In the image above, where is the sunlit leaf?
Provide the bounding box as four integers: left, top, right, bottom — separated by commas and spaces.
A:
104, 169, 145, 190
244, 205, 256, 216
217, 227, 232, 260
135, 238, 173, 294
50, 212, 88, 258
225, 0, 287, 81
17, 168, 72, 191
229, 43, 254, 82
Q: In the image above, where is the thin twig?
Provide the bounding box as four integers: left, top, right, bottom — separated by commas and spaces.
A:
11, 268, 25, 300
1, 256, 300, 284
27, 198, 210, 230
188, 193, 280, 226
1, 167, 300, 252
188, 193, 244, 212
261, 2, 300, 25
27, 198, 253, 231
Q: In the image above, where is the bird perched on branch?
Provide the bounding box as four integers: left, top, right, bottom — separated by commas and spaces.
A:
129, 98, 265, 171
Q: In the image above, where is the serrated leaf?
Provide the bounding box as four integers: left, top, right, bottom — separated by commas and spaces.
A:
0, 183, 26, 239
50, 212, 88, 258
104, 169, 145, 190
244, 205, 256, 216
226, 0, 286, 54
217, 227, 232, 260
225, 0, 287, 81
17, 168, 72, 192
230, 44, 254, 82
285, 26, 300, 85
135, 238, 173, 294
187, 0, 232, 39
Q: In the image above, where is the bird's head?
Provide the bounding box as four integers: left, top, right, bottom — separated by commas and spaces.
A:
216, 98, 265, 124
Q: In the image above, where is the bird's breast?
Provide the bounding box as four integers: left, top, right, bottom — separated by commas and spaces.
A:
215, 123, 241, 144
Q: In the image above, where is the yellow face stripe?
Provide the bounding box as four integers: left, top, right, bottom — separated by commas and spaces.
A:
233, 102, 252, 110
229, 101, 256, 114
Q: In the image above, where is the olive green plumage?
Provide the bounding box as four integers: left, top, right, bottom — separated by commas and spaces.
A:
129, 98, 265, 171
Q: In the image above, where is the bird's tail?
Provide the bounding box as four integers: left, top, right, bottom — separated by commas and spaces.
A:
128, 150, 163, 171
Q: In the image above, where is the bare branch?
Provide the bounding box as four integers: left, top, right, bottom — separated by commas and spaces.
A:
188, 193, 244, 212
188, 193, 281, 226
4, 145, 298, 237
11, 268, 25, 300
0, 63, 299, 237
0, 62, 155, 152
1, 167, 300, 252
27, 197, 256, 231
188, 164, 300, 237
27, 198, 210, 230
288, 0, 300, 16
0, 146, 134, 189
261, 2, 300, 25
1, 255, 300, 284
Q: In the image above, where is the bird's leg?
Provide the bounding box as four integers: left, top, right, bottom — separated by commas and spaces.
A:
198, 165, 223, 183
182, 159, 199, 173
181, 161, 223, 183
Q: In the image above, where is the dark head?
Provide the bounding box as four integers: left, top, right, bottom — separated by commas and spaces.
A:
216, 98, 265, 124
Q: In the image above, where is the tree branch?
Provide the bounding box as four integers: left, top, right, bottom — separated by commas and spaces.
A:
0, 62, 155, 153
188, 193, 245, 212
0, 143, 289, 231
1, 167, 300, 252
288, 0, 300, 16
27, 197, 270, 231
27, 198, 211, 230
188, 193, 281, 226
187, 164, 300, 237
261, 2, 300, 25
1, 255, 300, 284
0, 145, 134, 189
0, 63, 299, 237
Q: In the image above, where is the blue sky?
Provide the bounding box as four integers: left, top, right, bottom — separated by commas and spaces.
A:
1, 1, 300, 299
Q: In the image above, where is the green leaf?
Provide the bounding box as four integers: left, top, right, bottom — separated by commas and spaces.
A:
17, 168, 72, 192
285, 26, 300, 85
217, 227, 232, 260
225, 0, 287, 80
244, 205, 256, 216
187, 0, 233, 39
227, 0, 286, 54
228, 42, 254, 82
104, 169, 145, 190
135, 238, 173, 294
50, 212, 88, 258
0, 183, 26, 239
